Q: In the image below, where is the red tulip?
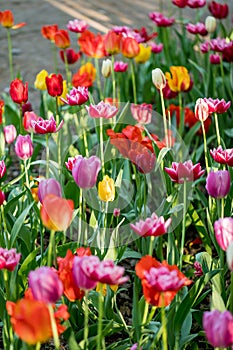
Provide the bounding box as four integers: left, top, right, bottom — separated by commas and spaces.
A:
121, 37, 140, 58
41, 24, 59, 41
46, 74, 63, 97
54, 29, 70, 49
9, 79, 28, 105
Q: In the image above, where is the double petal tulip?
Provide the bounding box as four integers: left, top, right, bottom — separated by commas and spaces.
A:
72, 155, 101, 189
86, 101, 118, 119
29, 267, 63, 303
205, 170, 230, 199
66, 19, 89, 33
38, 178, 62, 203
131, 103, 152, 125
40, 194, 74, 231
15, 135, 33, 160
214, 217, 233, 251
0, 160, 6, 179
91, 260, 129, 285
61, 86, 89, 106
165, 160, 205, 183
0, 248, 21, 271
203, 310, 233, 348
98, 175, 115, 202
46, 73, 63, 97
136, 256, 192, 307
54, 29, 70, 49
210, 146, 233, 166
78, 30, 107, 58
10, 78, 28, 105
31, 116, 64, 134
186, 23, 208, 36
130, 213, 171, 237
165, 66, 191, 93
208, 1, 229, 19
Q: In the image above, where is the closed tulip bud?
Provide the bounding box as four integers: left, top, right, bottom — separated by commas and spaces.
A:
194, 98, 209, 121
15, 135, 33, 160
98, 175, 115, 202
3, 125, 17, 144
152, 68, 166, 90
121, 37, 140, 58
101, 59, 112, 78
46, 74, 64, 97
34, 70, 48, 90
206, 170, 230, 199
72, 155, 101, 189
10, 79, 28, 105
205, 16, 217, 33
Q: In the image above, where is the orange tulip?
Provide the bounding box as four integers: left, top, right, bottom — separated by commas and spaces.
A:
72, 62, 96, 88
0, 10, 26, 29
0, 100, 4, 124
78, 30, 107, 58
41, 24, 59, 41
104, 30, 122, 55
121, 37, 140, 58
165, 66, 191, 92
40, 194, 74, 231
54, 29, 70, 49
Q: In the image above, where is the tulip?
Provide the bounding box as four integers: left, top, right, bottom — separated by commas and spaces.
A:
40, 194, 74, 231
194, 98, 209, 121
59, 48, 81, 65
204, 97, 231, 114
10, 78, 28, 105
113, 208, 121, 217
131, 103, 152, 124
0, 191, 5, 205
206, 170, 230, 199
205, 16, 217, 33
210, 53, 221, 64
29, 266, 63, 303
0, 248, 21, 271
0, 9, 26, 29
78, 30, 107, 58
172, 0, 188, 8
72, 256, 99, 290
114, 61, 128, 72
0, 160, 6, 179
66, 19, 89, 33
90, 260, 129, 285
65, 155, 80, 171
227, 242, 233, 271
60, 86, 89, 106
38, 178, 62, 203
34, 69, 48, 90
72, 155, 101, 189
86, 101, 118, 119
72, 62, 96, 88
210, 146, 233, 166
165, 66, 191, 93
203, 310, 233, 348
104, 30, 122, 55
187, 0, 206, 8
54, 29, 70, 49
98, 175, 115, 202
46, 73, 63, 97
149, 42, 163, 54
149, 12, 175, 27
186, 23, 208, 36
101, 59, 112, 78
214, 217, 233, 251
165, 160, 205, 183
208, 1, 229, 19
4, 125, 17, 144
23, 111, 39, 133
130, 213, 171, 237
134, 44, 151, 64
136, 256, 192, 307
121, 37, 140, 58
193, 261, 203, 277
41, 24, 59, 41
15, 134, 33, 160
31, 116, 64, 134
152, 68, 166, 90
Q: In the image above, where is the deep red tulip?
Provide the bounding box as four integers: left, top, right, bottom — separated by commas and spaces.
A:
59, 48, 81, 64
46, 74, 63, 97
208, 1, 229, 19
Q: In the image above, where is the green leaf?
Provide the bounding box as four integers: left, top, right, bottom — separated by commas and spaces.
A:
224, 128, 233, 138
119, 248, 142, 261
10, 202, 34, 248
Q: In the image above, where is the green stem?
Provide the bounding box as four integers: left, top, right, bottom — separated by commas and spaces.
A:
84, 290, 89, 350
160, 88, 168, 147
51, 42, 58, 74
7, 29, 14, 81
131, 60, 137, 104
63, 49, 71, 87
24, 159, 30, 189
161, 294, 168, 350
3, 269, 10, 300
149, 236, 155, 256
99, 117, 105, 176
214, 112, 221, 146
95, 58, 103, 100
46, 134, 50, 178
48, 304, 60, 350
1, 205, 9, 248
111, 55, 116, 101
36, 342, 41, 350
19, 104, 23, 135
48, 229, 56, 267
97, 283, 105, 350
179, 179, 187, 270
201, 120, 209, 174
79, 188, 82, 239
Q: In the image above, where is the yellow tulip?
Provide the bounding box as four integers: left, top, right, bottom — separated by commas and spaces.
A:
34, 69, 48, 90
98, 175, 115, 202
165, 66, 191, 92
134, 44, 151, 64
58, 80, 68, 105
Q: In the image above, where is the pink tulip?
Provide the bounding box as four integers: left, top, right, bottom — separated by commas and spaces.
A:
204, 97, 231, 114
0, 160, 6, 179
227, 242, 233, 271
23, 111, 40, 133
0, 191, 5, 205
60, 86, 89, 106
90, 260, 129, 285
209, 53, 221, 64
130, 213, 171, 237
31, 116, 64, 134
72, 256, 99, 290
86, 101, 118, 119
149, 12, 175, 27
165, 160, 205, 183
29, 266, 64, 303
203, 310, 233, 348
3, 125, 17, 144
66, 19, 89, 33
209, 37, 229, 52
131, 103, 152, 125
114, 61, 129, 72
65, 155, 80, 171
214, 217, 233, 251
206, 170, 230, 199
72, 155, 101, 189
193, 261, 203, 277
187, 0, 206, 8
0, 248, 21, 271
15, 134, 33, 160
149, 42, 163, 54
210, 146, 233, 166
194, 98, 209, 121
186, 23, 208, 36
38, 178, 62, 203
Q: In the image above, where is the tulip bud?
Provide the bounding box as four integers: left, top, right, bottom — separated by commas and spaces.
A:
227, 242, 233, 271
152, 68, 166, 90
101, 59, 112, 78
194, 98, 209, 121
205, 16, 217, 33
15, 135, 33, 160
3, 125, 17, 144
206, 170, 230, 199
98, 175, 115, 202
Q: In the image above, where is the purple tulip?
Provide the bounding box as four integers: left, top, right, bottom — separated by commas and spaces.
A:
214, 217, 233, 251
130, 213, 171, 237
28, 266, 63, 303
205, 170, 230, 198
72, 256, 99, 290
15, 134, 33, 160
38, 178, 62, 203
203, 310, 233, 348
72, 155, 101, 189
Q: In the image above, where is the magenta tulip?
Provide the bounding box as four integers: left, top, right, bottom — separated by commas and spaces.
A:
72, 155, 101, 189
205, 170, 230, 198
214, 217, 233, 251
60, 86, 89, 106
90, 259, 129, 285
15, 135, 33, 160
0, 248, 21, 271
165, 160, 205, 183
31, 116, 64, 134
210, 146, 233, 166
72, 256, 99, 290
